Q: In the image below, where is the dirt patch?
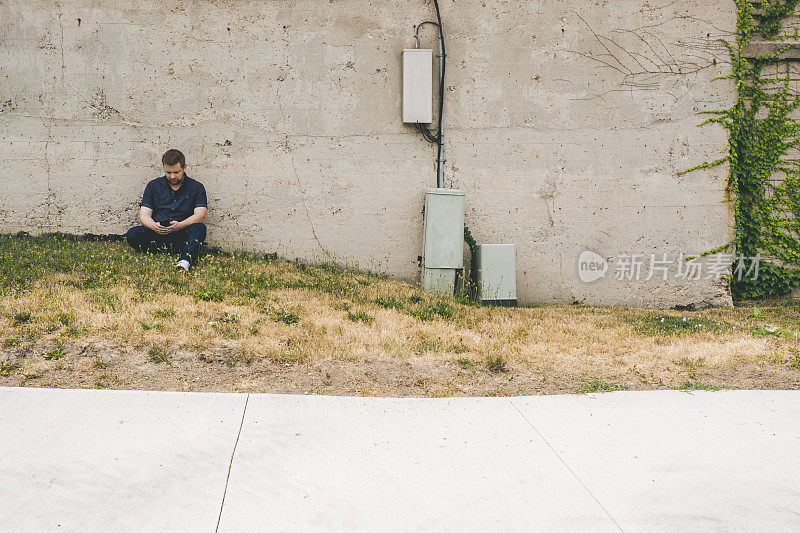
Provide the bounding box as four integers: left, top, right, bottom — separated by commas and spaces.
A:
1, 339, 798, 396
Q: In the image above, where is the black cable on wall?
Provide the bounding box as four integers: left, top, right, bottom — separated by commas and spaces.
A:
414, 0, 446, 186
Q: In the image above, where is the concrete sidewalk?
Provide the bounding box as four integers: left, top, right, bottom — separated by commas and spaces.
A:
1, 387, 798, 532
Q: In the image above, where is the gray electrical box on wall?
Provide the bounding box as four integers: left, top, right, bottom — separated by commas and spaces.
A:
476, 244, 517, 305
421, 188, 465, 295
403, 49, 433, 123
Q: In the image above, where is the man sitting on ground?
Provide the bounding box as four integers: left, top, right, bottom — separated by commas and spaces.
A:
125, 149, 207, 271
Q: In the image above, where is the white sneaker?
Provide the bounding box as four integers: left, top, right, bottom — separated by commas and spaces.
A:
176, 259, 190, 272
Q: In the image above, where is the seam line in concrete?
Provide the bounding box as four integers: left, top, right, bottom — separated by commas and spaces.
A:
215, 393, 249, 533
509, 399, 625, 533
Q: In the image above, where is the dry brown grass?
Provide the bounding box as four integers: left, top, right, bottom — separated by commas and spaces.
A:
1, 235, 799, 395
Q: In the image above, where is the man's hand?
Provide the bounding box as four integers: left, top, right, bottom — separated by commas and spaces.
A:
150, 221, 171, 235
164, 220, 185, 233
140, 206, 172, 235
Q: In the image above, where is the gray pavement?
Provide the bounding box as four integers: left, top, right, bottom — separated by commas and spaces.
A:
1, 387, 799, 532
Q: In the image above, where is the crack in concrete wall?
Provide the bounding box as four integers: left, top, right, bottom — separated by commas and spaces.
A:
289, 143, 334, 263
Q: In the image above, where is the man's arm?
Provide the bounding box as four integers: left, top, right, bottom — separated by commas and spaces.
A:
168, 207, 207, 232
139, 206, 171, 235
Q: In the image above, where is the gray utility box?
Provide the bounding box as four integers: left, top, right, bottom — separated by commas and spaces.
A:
476, 244, 517, 305
402, 49, 433, 123
422, 188, 465, 295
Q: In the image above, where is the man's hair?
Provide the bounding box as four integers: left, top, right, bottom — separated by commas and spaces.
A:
162, 149, 186, 168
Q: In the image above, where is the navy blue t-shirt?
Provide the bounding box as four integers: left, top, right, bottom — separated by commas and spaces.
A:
141, 175, 207, 223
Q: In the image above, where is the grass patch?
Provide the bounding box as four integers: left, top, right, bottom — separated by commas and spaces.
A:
195, 284, 225, 302
415, 340, 442, 353
456, 357, 478, 369
0, 360, 21, 376
271, 308, 300, 325
95, 291, 121, 311
677, 381, 727, 391
633, 314, 729, 336
62, 323, 87, 337
750, 325, 800, 339
139, 320, 162, 331
4, 235, 800, 396
43, 343, 66, 360
219, 312, 239, 323
3, 337, 22, 347
447, 341, 469, 353
56, 312, 75, 326
146, 344, 171, 365
12, 311, 32, 325
213, 323, 241, 340
374, 296, 403, 310
154, 308, 176, 318
578, 378, 627, 393
347, 310, 374, 324
408, 300, 456, 321
485, 354, 508, 373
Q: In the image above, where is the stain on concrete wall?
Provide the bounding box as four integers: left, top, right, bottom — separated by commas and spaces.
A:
0, 0, 736, 308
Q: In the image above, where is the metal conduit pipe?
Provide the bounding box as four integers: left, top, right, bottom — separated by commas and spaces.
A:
414, 0, 447, 188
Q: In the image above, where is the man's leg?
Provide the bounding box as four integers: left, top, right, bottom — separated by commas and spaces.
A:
176, 223, 206, 266
125, 226, 164, 254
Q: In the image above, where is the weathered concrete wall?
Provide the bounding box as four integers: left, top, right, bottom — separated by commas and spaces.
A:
0, 0, 736, 307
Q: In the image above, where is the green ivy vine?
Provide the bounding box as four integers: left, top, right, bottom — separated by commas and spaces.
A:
461, 224, 479, 303
688, 0, 800, 299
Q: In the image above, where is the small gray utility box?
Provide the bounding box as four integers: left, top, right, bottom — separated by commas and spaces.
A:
476, 244, 517, 305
